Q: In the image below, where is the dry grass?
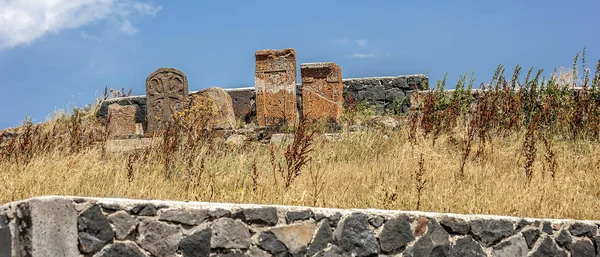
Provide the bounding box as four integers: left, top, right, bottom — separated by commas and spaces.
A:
1, 118, 600, 220
2, 54, 600, 220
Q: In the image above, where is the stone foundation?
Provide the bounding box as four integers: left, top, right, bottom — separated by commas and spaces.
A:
1, 196, 599, 257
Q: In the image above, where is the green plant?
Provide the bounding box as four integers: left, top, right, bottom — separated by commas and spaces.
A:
357, 100, 377, 116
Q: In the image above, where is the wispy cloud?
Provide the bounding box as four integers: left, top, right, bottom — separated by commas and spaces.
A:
334, 38, 377, 58
80, 31, 100, 41
334, 38, 369, 48
119, 19, 138, 35
346, 53, 375, 59
355, 39, 368, 48
0, 0, 162, 49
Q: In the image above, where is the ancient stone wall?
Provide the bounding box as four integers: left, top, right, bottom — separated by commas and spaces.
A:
98, 74, 429, 127
2, 196, 599, 257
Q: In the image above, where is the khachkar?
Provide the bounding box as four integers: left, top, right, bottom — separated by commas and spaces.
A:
145, 68, 189, 135
301, 62, 344, 123
255, 48, 299, 127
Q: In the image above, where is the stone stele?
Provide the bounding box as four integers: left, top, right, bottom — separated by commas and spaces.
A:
145, 67, 189, 135
106, 104, 137, 139
255, 48, 298, 127
301, 62, 343, 123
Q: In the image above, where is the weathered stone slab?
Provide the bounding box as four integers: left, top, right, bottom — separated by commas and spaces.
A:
146, 67, 189, 135
301, 62, 343, 123
190, 87, 236, 129
106, 104, 137, 139
255, 48, 298, 127
15, 198, 79, 257
0, 214, 10, 257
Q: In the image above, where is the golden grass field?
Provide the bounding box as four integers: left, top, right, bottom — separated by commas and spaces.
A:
1, 115, 599, 220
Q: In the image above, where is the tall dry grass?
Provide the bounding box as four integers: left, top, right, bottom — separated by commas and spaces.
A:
2, 51, 600, 220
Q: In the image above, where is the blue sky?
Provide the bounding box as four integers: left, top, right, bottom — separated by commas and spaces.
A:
1, 0, 599, 129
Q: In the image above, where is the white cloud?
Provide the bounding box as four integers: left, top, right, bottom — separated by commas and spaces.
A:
0, 0, 162, 49
355, 39, 368, 48
347, 53, 375, 59
119, 19, 138, 35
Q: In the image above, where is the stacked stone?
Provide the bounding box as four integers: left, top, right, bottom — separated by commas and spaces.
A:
2, 196, 600, 257
343, 75, 429, 113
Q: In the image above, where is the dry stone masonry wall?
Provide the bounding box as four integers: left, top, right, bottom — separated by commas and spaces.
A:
1, 196, 600, 257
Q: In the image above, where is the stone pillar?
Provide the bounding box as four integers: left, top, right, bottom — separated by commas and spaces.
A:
145, 68, 189, 135
301, 62, 344, 123
255, 48, 298, 127
106, 104, 137, 139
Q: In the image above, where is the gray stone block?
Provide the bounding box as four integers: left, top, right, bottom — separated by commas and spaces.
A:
15, 197, 79, 257
285, 210, 312, 224
334, 213, 379, 257
107, 211, 138, 240
404, 219, 450, 257
522, 228, 541, 249
491, 236, 528, 257
448, 236, 486, 257
555, 229, 572, 250
470, 219, 515, 247
210, 218, 251, 249
439, 216, 470, 235
94, 241, 146, 257
571, 238, 595, 257
257, 232, 288, 256
378, 215, 414, 254
179, 227, 211, 257
0, 214, 10, 257
77, 205, 114, 254
530, 236, 559, 257
307, 220, 333, 256
137, 218, 181, 256
242, 208, 278, 226
569, 222, 597, 237
158, 208, 208, 226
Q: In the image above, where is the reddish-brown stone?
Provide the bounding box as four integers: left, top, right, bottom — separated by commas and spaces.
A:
255, 48, 298, 127
301, 62, 343, 123
145, 68, 189, 136
107, 104, 137, 139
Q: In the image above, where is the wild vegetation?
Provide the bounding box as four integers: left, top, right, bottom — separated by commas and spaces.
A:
1, 49, 600, 220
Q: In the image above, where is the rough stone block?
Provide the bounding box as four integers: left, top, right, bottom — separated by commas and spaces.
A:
190, 87, 236, 129
146, 67, 189, 135
0, 214, 10, 257
106, 104, 137, 139
255, 48, 298, 127
15, 197, 79, 257
301, 62, 343, 123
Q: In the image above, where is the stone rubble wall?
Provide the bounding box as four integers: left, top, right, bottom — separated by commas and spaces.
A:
97, 74, 428, 126
1, 196, 599, 257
